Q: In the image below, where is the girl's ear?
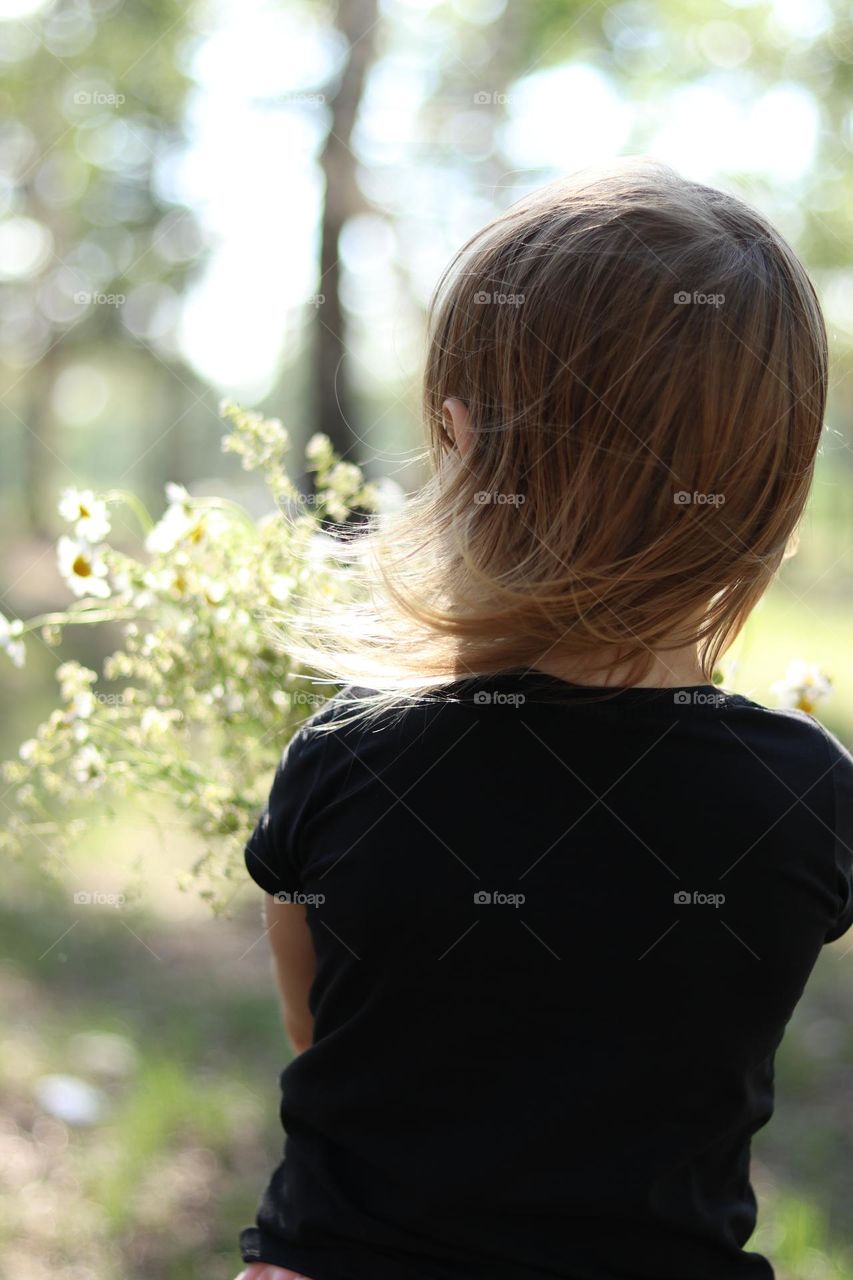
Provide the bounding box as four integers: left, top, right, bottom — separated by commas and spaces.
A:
441, 397, 474, 457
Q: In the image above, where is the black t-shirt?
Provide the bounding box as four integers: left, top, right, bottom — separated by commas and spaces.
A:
239, 672, 853, 1280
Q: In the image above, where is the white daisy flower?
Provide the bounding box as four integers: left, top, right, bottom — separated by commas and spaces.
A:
71, 744, 105, 786
146, 497, 193, 555
58, 489, 111, 542
770, 660, 832, 715
57, 536, 111, 599
145, 484, 222, 555
64, 691, 96, 722
0, 612, 25, 668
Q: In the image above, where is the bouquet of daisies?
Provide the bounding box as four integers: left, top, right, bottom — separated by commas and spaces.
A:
0, 403, 380, 909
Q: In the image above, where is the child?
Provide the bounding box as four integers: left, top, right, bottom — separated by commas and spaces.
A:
235, 159, 853, 1280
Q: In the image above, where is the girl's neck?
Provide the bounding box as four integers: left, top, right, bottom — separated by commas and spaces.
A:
534, 644, 707, 690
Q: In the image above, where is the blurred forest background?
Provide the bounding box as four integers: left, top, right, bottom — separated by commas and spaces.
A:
2, 0, 853, 1277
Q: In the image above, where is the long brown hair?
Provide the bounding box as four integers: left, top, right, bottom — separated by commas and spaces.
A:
290, 159, 827, 703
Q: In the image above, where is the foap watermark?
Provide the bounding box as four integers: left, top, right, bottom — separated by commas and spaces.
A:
73, 890, 126, 908
474, 890, 526, 907
73, 291, 126, 308
472, 690, 525, 707
672, 689, 727, 708
291, 690, 325, 708
474, 491, 525, 506
94, 690, 129, 706
673, 490, 725, 507
74, 89, 126, 107
275, 91, 326, 106
673, 890, 725, 908
674, 290, 725, 308
473, 290, 525, 306
473, 90, 513, 105
277, 492, 323, 515
274, 890, 326, 906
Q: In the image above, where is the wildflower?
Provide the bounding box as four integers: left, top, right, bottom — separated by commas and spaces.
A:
56, 662, 97, 697
165, 482, 189, 505
201, 578, 227, 606
771, 661, 832, 715
268, 574, 293, 602
146, 486, 194, 555
139, 707, 182, 739
305, 433, 333, 467
326, 461, 363, 496
220, 401, 289, 471
64, 691, 96, 724
0, 612, 25, 668
1, 404, 427, 908
71, 744, 105, 787
146, 485, 224, 555
58, 489, 111, 542
57, 537, 110, 599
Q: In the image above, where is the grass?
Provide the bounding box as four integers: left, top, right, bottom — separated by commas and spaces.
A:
0, 856, 288, 1280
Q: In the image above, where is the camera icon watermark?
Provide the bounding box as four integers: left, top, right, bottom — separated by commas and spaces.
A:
73, 889, 126, 908
673, 290, 725, 308
472, 90, 511, 105
472, 690, 525, 707
472, 290, 525, 306
74, 89, 126, 107
474, 889, 525, 907
673, 689, 727, 708
673, 490, 725, 507
674, 889, 725, 907
73, 291, 126, 307
474, 491, 525, 506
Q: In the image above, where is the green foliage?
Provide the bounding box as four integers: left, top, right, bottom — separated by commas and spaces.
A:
752, 1192, 853, 1279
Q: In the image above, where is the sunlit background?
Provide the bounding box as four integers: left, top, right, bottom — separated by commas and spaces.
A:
3, 0, 853, 1276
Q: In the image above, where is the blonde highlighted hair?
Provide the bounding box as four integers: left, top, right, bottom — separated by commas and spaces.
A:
291, 159, 827, 703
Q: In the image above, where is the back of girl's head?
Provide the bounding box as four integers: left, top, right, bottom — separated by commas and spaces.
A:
295, 158, 827, 699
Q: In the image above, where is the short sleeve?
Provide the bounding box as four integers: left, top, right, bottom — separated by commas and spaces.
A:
819, 724, 853, 944
245, 722, 330, 897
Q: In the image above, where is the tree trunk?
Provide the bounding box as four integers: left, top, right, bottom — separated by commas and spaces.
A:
315, 0, 380, 461
21, 341, 63, 537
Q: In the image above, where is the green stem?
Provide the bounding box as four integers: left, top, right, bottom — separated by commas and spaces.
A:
103, 489, 154, 533
192, 495, 257, 530
19, 606, 142, 634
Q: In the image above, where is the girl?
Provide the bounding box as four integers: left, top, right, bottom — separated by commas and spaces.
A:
235, 160, 853, 1280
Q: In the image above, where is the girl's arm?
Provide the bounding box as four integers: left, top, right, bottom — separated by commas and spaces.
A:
263, 894, 316, 1054
230, 903, 317, 1277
